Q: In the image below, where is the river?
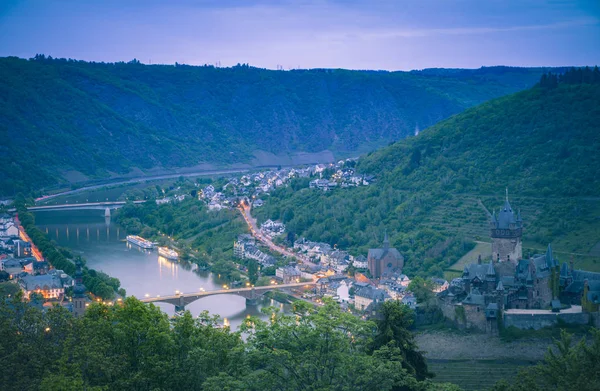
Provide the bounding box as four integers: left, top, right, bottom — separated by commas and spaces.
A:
33, 209, 288, 329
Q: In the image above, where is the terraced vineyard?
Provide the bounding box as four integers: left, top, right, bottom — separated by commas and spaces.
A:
432, 193, 600, 273
428, 359, 536, 391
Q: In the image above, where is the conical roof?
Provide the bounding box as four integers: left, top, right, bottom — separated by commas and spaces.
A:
383, 231, 389, 249
546, 244, 556, 267
486, 261, 496, 276
496, 280, 505, 291
496, 192, 517, 229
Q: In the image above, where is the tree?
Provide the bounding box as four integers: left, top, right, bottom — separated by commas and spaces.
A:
247, 260, 258, 285
491, 329, 600, 391
239, 300, 422, 391
371, 300, 432, 381
408, 277, 435, 306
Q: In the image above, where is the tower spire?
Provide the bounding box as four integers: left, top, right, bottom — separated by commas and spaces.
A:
383, 231, 389, 250
506, 187, 508, 202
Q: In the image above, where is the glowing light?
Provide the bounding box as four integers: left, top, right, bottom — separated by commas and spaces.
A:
144, 294, 150, 298
45, 327, 50, 332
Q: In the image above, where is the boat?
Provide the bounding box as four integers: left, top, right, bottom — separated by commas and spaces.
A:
126, 235, 154, 249
158, 246, 179, 260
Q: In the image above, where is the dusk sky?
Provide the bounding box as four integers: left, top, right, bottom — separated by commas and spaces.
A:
1, 0, 599, 70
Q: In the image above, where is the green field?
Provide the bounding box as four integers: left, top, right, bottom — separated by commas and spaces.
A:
429, 359, 536, 391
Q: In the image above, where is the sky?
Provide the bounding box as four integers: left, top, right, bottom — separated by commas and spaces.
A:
0, 0, 599, 70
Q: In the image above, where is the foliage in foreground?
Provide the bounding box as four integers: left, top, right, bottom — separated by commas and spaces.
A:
491, 329, 600, 391
0, 296, 453, 391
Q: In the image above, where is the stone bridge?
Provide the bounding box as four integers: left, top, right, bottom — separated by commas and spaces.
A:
139, 282, 316, 311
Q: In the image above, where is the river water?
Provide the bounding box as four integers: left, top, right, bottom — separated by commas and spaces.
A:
33, 209, 287, 329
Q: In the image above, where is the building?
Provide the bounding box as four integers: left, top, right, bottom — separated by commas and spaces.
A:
233, 234, 256, 259
490, 190, 523, 264
0, 221, 19, 238
19, 274, 64, 300
354, 284, 386, 311
352, 255, 368, 269
72, 261, 87, 317
14, 240, 31, 258
559, 261, 600, 311
276, 266, 301, 284
367, 233, 404, 279
436, 194, 585, 332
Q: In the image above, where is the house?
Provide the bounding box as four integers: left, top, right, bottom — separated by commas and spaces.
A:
14, 240, 32, 258
276, 266, 301, 284
353, 255, 368, 269
19, 274, 65, 300
1, 258, 23, 277
253, 199, 264, 207
430, 278, 449, 293
335, 280, 352, 302
261, 220, 285, 235
354, 284, 386, 311
0, 222, 19, 238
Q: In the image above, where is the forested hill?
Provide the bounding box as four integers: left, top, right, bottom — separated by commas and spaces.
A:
254, 69, 600, 276
0, 56, 555, 195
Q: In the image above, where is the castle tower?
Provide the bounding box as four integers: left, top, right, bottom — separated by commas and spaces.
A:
73, 261, 87, 317
490, 189, 522, 264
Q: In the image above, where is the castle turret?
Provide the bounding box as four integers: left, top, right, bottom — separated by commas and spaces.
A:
490, 189, 522, 265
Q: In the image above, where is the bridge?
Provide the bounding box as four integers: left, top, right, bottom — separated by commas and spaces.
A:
139, 282, 316, 311
11, 200, 146, 212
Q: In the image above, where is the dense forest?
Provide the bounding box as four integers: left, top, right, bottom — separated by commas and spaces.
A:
255, 69, 600, 276
0, 55, 557, 196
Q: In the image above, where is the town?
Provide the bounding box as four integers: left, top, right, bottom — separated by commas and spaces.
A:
5, 185, 600, 336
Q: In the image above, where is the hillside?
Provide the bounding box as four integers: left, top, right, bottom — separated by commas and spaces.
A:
0, 55, 555, 195
254, 70, 600, 276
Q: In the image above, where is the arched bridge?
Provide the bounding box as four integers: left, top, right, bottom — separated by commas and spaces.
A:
139, 282, 316, 311
15, 200, 146, 212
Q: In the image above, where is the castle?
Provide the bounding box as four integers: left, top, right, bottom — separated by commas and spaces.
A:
438, 192, 600, 331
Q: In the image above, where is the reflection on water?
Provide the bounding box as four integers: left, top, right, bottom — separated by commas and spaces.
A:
34, 209, 289, 329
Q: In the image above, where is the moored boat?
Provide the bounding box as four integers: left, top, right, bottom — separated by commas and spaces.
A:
158, 246, 178, 260
126, 235, 154, 249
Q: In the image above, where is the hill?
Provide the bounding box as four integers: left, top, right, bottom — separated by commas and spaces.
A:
254, 68, 600, 276
0, 55, 556, 195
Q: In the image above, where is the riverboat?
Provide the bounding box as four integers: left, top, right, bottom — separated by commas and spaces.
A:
126, 235, 154, 249
158, 246, 179, 260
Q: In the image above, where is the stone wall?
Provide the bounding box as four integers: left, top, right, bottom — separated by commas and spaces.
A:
464, 304, 488, 330
492, 237, 522, 264
503, 311, 590, 330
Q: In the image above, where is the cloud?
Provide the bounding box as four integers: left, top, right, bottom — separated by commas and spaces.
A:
318, 17, 600, 41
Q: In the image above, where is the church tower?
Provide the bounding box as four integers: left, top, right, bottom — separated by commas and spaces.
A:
490, 189, 522, 264
72, 261, 87, 317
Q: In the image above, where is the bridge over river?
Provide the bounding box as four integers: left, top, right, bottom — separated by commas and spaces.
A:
10, 200, 146, 213
140, 282, 316, 311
